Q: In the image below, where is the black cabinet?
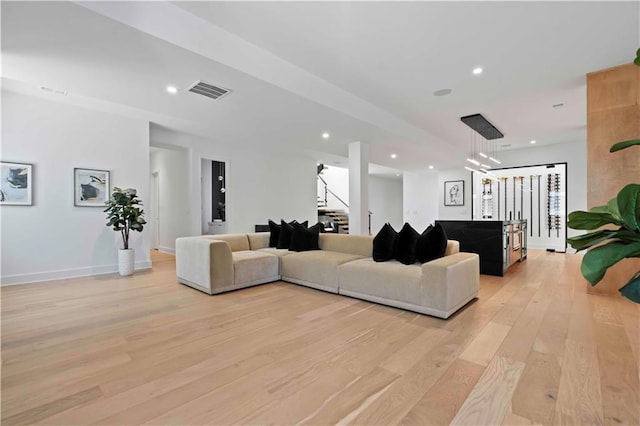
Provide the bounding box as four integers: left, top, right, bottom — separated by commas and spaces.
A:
436, 220, 527, 276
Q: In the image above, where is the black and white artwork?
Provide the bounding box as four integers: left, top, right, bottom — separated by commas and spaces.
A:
444, 180, 464, 206
0, 162, 33, 206
74, 168, 110, 207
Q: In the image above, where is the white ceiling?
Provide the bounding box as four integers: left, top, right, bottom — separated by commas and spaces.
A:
2, 1, 638, 176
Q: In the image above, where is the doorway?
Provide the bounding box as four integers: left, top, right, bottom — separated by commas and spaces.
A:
201, 158, 227, 235
150, 171, 160, 250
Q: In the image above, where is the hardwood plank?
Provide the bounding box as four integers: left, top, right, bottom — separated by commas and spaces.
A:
400, 358, 485, 425
553, 339, 604, 425
511, 350, 562, 425
450, 356, 525, 426
459, 321, 511, 367
594, 321, 640, 425
2, 386, 103, 426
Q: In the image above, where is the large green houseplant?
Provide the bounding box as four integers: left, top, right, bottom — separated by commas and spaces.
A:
104, 187, 146, 276
567, 52, 640, 303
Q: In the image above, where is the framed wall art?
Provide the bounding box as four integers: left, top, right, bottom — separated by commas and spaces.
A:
0, 161, 33, 206
74, 168, 110, 207
444, 180, 464, 206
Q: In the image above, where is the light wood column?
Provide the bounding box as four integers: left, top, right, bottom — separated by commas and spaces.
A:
586, 63, 640, 295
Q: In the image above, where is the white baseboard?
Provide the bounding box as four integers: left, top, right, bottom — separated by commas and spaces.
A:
0, 261, 153, 286
157, 246, 175, 255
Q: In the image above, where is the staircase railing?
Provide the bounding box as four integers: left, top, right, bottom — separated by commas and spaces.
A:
317, 175, 372, 235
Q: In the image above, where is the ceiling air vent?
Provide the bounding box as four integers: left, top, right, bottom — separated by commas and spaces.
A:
188, 81, 231, 100
460, 113, 504, 140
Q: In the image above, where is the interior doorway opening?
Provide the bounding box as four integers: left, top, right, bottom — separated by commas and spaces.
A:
201, 158, 227, 235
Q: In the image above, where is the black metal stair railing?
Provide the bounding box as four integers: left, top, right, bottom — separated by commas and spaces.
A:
317, 175, 372, 235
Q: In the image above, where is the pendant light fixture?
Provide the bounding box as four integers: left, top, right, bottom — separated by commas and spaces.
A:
461, 114, 503, 175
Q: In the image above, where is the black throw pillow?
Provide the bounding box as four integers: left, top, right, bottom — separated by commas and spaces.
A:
416, 223, 448, 263
289, 222, 321, 252
268, 220, 280, 247
395, 223, 420, 265
277, 220, 295, 249
372, 223, 398, 262
276, 220, 308, 249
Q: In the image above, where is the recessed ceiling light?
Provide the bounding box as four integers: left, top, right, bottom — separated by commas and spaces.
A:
396, 173, 401, 177
390, 153, 397, 159
433, 89, 452, 97
530, 140, 536, 144
428, 165, 434, 170
166, 85, 178, 94
322, 132, 330, 139
472, 67, 483, 75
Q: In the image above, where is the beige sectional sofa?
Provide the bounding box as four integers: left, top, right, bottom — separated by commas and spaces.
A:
175, 232, 479, 319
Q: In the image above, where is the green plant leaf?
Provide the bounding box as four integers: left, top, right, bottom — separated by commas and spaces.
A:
607, 198, 623, 223
619, 270, 640, 303
610, 139, 640, 152
567, 211, 622, 230
567, 229, 617, 251
614, 230, 640, 243
617, 184, 640, 231
589, 205, 609, 214
581, 242, 640, 285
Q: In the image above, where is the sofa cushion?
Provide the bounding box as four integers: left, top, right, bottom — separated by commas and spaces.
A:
339, 258, 423, 305
203, 234, 250, 252
319, 234, 373, 257
248, 232, 270, 251
289, 222, 321, 252
372, 223, 398, 262
256, 247, 293, 257
232, 250, 279, 286
417, 223, 448, 263
281, 250, 364, 293
395, 223, 420, 265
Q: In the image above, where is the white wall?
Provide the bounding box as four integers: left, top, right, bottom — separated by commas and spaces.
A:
403, 171, 439, 232
369, 176, 403, 233
150, 126, 317, 234
149, 147, 191, 253
1, 91, 151, 285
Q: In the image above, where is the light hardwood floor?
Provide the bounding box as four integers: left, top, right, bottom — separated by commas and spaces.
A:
2, 249, 639, 425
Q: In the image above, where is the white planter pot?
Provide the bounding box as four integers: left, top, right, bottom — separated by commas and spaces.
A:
118, 249, 135, 276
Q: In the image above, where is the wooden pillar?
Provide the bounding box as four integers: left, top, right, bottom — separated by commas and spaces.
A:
586, 63, 640, 295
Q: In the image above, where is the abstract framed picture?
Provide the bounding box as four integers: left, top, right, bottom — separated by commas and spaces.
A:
0, 162, 33, 206
444, 180, 464, 206
74, 168, 110, 207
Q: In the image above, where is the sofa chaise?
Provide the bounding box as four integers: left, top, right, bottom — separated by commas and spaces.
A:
175, 232, 479, 319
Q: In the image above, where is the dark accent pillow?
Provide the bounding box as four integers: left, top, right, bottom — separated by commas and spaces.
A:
277, 220, 295, 249
416, 223, 448, 263
268, 220, 280, 247
372, 223, 398, 262
395, 223, 420, 265
289, 222, 321, 252
276, 220, 308, 249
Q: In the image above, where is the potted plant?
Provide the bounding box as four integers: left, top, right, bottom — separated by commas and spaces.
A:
567, 139, 640, 302
567, 52, 640, 303
104, 187, 146, 276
